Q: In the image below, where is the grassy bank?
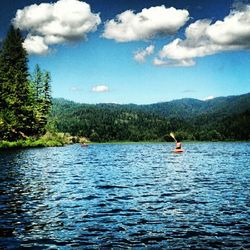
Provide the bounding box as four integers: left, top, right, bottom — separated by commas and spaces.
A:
0, 132, 86, 149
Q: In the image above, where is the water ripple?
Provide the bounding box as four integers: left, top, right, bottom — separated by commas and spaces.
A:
0, 142, 249, 249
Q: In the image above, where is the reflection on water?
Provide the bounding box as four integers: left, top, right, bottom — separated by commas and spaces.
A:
0, 142, 250, 249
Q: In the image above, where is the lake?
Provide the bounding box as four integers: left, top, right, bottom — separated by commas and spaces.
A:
0, 142, 249, 249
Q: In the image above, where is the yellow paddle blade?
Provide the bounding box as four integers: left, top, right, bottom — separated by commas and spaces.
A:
170, 132, 177, 142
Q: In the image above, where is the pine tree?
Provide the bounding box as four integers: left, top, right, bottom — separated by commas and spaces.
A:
43, 71, 52, 112
32, 64, 43, 101
30, 66, 52, 135
39, 70, 52, 134
0, 25, 35, 140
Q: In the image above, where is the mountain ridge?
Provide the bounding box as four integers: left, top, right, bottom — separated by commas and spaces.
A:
50, 92, 250, 142
53, 92, 250, 118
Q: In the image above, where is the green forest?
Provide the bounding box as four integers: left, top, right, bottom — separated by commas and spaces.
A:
51, 94, 250, 142
0, 26, 250, 146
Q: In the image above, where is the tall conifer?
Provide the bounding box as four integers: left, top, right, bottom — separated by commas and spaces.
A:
30, 65, 52, 135
0, 25, 35, 140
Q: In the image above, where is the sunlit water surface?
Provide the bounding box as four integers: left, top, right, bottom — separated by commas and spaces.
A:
0, 142, 249, 249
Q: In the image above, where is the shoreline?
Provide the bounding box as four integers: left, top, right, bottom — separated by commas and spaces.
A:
0, 132, 77, 150
89, 140, 250, 145
1, 139, 249, 150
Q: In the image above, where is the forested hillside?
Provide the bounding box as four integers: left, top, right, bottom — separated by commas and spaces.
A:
143, 93, 250, 118
51, 93, 250, 142
51, 99, 188, 142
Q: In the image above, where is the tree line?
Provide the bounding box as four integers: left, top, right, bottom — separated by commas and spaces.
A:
0, 26, 52, 141
51, 98, 250, 142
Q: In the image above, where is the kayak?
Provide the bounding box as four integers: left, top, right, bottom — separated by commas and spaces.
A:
173, 148, 184, 153
81, 144, 88, 147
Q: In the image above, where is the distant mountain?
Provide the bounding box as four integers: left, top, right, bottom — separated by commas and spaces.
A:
132, 93, 250, 119
50, 93, 250, 142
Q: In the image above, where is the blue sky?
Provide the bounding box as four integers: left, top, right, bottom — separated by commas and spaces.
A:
1, 0, 250, 104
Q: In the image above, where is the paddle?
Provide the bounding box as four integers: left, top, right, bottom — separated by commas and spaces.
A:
170, 132, 177, 143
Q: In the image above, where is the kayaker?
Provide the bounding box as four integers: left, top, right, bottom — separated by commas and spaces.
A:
175, 141, 182, 149
170, 132, 184, 152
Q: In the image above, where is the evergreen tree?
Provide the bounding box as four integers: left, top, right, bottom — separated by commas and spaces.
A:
32, 64, 43, 101
40, 70, 52, 133
43, 71, 52, 112
30, 66, 52, 135
0, 25, 35, 140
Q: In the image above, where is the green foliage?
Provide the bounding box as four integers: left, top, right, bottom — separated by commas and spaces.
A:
0, 25, 34, 139
0, 26, 52, 141
51, 95, 250, 142
29, 65, 52, 135
51, 99, 183, 142
0, 132, 72, 149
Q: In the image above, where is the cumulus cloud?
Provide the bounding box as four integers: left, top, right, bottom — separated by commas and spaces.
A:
23, 35, 49, 55
154, 4, 250, 67
103, 5, 189, 42
13, 0, 101, 55
92, 85, 109, 93
134, 45, 155, 63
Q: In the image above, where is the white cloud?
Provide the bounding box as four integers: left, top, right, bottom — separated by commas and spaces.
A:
13, 0, 101, 55
207, 5, 250, 46
203, 95, 214, 101
23, 35, 50, 55
153, 56, 195, 67
92, 85, 109, 93
103, 5, 189, 42
155, 4, 250, 67
134, 45, 154, 63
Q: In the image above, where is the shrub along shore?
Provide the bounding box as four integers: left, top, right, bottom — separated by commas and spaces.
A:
0, 132, 89, 149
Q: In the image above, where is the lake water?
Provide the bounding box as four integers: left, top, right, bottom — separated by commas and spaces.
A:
0, 142, 249, 249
